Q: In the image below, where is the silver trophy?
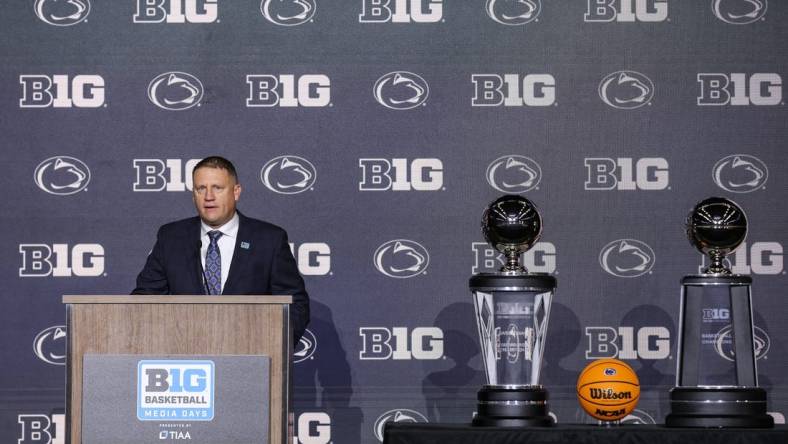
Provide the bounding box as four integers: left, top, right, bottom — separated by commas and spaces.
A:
666, 197, 773, 428
469, 195, 556, 427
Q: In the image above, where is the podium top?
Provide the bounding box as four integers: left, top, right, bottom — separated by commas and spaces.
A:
62, 295, 293, 304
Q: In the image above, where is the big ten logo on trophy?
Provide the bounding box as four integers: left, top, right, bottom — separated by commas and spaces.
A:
712, 155, 768, 193
34, 325, 67, 366
701, 309, 771, 361
19, 75, 105, 108
246, 74, 331, 107
471, 242, 556, 274
293, 412, 331, 444
584, 0, 668, 22
34, 156, 91, 195
359, 158, 443, 191
359, 0, 443, 23
133, 0, 219, 23
359, 327, 444, 360
137, 360, 214, 421
289, 242, 332, 276
34, 0, 90, 26
699, 242, 784, 275
585, 158, 669, 191
19, 244, 105, 277
18, 413, 65, 444
261, 0, 317, 26
485, 0, 541, 26
585, 326, 670, 360
471, 74, 556, 107
712, 0, 767, 25
697, 73, 782, 106
373, 409, 428, 442
133, 158, 200, 192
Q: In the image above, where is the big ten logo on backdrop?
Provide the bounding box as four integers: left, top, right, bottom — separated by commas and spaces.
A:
472, 242, 556, 274
294, 329, 318, 363
373, 409, 428, 442
712, 0, 768, 25
138, 360, 214, 420
34, 326, 67, 366
34, 156, 91, 195
712, 155, 768, 193
702, 309, 771, 361
19, 75, 105, 108
261, 0, 317, 26
260, 156, 317, 194
471, 74, 556, 107
18, 413, 65, 444
289, 243, 332, 276
133, 158, 200, 192
584, 0, 668, 22
697, 73, 782, 106
293, 412, 331, 444
359, 327, 444, 360
598, 71, 654, 109
584, 158, 669, 191
373, 72, 429, 110
585, 326, 670, 360
698, 242, 784, 275
19, 244, 105, 277
373, 240, 430, 278
358, 158, 443, 191
359, 0, 443, 23
133, 0, 219, 23
246, 75, 331, 107
485, 0, 541, 26
34, 0, 90, 26
486, 155, 542, 193
598, 239, 655, 278
148, 72, 204, 110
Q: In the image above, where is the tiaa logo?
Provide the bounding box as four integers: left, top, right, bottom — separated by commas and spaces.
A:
294, 329, 317, 363
599, 239, 655, 277
598, 71, 654, 109
486, 0, 541, 25
373, 409, 428, 442
712, 154, 768, 193
138, 360, 214, 421
34, 0, 90, 26
374, 72, 429, 110
34, 156, 91, 195
147, 72, 204, 110
374, 239, 429, 278
486, 155, 542, 193
34, 325, 67, 366
260, 156, 317, 194
261, 0, 316, 26
712, 0, 767, 24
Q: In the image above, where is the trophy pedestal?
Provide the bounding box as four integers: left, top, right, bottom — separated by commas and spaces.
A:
666, 387, 773, 428
473, 385, 553, 427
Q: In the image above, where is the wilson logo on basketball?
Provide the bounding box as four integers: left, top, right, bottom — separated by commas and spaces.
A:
589, 388, 633, 400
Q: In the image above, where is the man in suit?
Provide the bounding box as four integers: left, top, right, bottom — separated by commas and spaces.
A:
133, 156, 309, 342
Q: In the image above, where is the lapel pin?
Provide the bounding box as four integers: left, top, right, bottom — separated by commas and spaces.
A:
240, 241, 251, 250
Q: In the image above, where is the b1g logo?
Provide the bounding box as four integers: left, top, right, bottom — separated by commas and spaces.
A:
261, 0, 317, 26
359, 327, 443, 360
486, 0, 541, 25
34, 156, 91, 195
586, 326, 670, 359
359, 0, 443, 23
133, 0, 218, 23
699, 241, 784, 275
148, 72, 204, 110
373, 239, 429, 278
34, 0, 90, 26
373, 409, 428, 442
294, 329, 317, 363
585, 158, 668, 191
472, 242, 557, 273
712, 0, 767, 24
599, 239, 655, 277
19, 244, 105, 277
374, 72, 429, 110
697, 73, 782, 106
472, 74, 556, 107
289, 242, 332, 276
20, 75, 105, 108
133, 158, 200, 192
138, 360, 214, 420
486, 155, 542, 193
294, 412, 331, 444
246, 74, 331, 107
359, 158, 443, 191
34, 325, 67, 366
598, 71, 654, 109
261, 156, 317, 194
18, 413, 65, 444
712, 155, 768, 193
584, 0, 668, 22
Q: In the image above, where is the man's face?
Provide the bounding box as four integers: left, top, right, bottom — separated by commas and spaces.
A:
192, 167, 241, 228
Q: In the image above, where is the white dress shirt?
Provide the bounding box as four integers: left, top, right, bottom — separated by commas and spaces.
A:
199, 212, 239, 293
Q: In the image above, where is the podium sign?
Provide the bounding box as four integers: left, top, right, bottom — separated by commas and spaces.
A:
81, 355, 270, 443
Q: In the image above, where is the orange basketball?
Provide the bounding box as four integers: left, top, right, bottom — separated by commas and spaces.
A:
576, 358, 640, 421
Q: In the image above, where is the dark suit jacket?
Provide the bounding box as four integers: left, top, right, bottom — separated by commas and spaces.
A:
132, 212, 309, 342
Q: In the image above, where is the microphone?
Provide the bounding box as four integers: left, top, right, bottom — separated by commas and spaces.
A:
196, 240, 209, 295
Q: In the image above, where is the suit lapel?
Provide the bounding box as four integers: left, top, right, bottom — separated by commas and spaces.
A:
222, 213, 247, 295
186, 217, 205, 294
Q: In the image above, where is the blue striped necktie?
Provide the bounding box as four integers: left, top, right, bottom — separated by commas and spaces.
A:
205, 230, 223, 295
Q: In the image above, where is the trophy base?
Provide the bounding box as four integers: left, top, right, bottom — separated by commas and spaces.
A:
666, 387, 774, 428
472, 386, 553, 427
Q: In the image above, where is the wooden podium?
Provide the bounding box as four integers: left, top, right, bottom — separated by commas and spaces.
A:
63, 295, 292, 444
